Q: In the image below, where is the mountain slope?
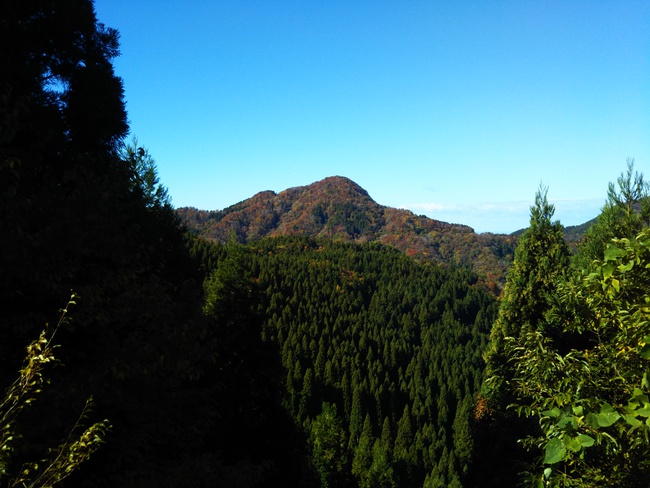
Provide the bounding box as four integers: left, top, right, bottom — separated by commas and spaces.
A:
177, 176, 516, 290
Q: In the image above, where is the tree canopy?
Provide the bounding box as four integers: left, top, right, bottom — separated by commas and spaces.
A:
482, 164, 650, 487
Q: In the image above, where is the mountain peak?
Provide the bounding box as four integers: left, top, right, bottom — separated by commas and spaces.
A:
176, 176, 516, 290
314, 175, 370, 196
281, 176, 372, 202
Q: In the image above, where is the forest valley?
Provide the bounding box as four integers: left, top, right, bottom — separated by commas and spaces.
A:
2, 2, 650, 487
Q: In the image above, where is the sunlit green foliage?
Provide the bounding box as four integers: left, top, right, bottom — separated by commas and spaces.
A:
310, 403, 350, 487
508, 228, 650, 487
485, 164, 650, 487
485, 186, 570, 389
0, 296, 109, 488
476, 187, 570, 486
574, 159, 650, 270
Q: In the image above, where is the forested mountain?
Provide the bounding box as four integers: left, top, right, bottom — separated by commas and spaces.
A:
177, 176, 516, 292
4, 2, 650, 487
0, 3, 499, 485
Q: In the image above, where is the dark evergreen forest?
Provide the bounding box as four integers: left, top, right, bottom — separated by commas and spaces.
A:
190, 236, 497, 487
2, 2, 650, 487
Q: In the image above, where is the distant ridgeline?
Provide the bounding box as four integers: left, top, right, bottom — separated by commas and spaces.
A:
511, 217, 597, 246
177, 176, 518, 293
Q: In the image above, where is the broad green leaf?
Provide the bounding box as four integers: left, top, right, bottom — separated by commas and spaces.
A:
544, 438, 566, 464
567, 436, 582, 452
618, 260, 634, 272
635, 407, 650, 417
557, 416, 578, 430
631, 388, 648, 402
610, 278, 620, 293
595, 404, 621, 427
572, 405, 584, 417
576, 434, 595, 447
542, 407, 561, 419
586, 413, 600, 430
623, 414, 642, 428
604, 246, 626, 261
602, 263, 615, 279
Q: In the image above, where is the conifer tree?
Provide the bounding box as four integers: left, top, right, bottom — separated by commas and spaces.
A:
310, 403, 350, 488
394, 405, 415, 465
348, 387, 364, 447
1, 3, 221, 485
574, 159, 650, 270
502, 166, 650, 486
451, 396, 473, 477
119, 137, 171, 208
202, 236, 497, 486
484, 186, 570, 397
368, 439, 396, 488
352, 414, 374, 487
477, 186, 570, 486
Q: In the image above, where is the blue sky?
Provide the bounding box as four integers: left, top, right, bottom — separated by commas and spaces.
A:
94, 0, 649, 234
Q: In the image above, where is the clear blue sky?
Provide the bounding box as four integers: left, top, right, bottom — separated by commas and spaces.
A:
94, 0, 649, 234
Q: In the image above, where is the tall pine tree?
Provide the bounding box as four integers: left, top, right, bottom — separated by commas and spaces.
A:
476, 186, 570, 486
